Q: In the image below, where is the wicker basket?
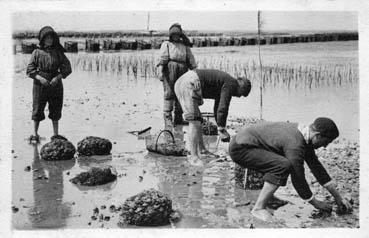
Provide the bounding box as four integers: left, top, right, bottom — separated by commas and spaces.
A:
145, 130, 187, 156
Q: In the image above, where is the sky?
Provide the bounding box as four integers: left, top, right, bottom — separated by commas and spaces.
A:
12, 11, 357, 32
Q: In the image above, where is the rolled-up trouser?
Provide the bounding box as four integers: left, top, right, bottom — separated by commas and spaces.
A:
163, 61, 188, 116
32, 82, 63, 121
174, 70, 203, 122
229, 136, 292, 186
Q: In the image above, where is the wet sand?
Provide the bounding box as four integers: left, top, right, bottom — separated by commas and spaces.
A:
12, 42, 359, 229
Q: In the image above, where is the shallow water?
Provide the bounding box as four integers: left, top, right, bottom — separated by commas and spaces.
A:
12, 41, 359, 229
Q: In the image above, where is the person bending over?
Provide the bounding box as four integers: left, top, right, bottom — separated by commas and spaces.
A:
229, 117, 352, 221
175, 69, 251, 166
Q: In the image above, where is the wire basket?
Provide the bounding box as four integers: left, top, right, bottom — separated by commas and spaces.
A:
145, 130, 187, 156
201, 112, 218, 135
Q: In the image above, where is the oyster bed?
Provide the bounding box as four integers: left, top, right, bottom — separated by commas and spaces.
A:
40, 138, 76, 161
70, 167, 117, 186
77, 136, 112, 156
119, 189, 177, 226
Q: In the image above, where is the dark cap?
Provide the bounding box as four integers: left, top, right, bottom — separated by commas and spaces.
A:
313, 117, 339, 140
237, 77, 252, 97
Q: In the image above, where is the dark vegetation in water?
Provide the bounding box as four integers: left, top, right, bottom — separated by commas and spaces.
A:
77, 136, 112, 156
40, 138, 76, 161
70, 167, 117, 186
119, 189, 178, 226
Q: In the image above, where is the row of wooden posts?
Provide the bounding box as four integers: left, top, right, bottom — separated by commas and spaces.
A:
18, 32, 358, 54
18, 39, 155, 54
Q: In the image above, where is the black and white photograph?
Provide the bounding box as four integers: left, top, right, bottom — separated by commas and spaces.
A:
1, 0, 368, 236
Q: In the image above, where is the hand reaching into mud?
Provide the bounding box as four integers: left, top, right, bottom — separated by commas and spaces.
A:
323, 182, 353, 215
336, 198, 353, 215
309, 197, 332, 213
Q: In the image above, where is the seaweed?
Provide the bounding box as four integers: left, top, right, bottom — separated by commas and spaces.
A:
77, 136, 112, 156
70, 167, 117, 186
120, 189, 176, 226
40, 139, 76, 161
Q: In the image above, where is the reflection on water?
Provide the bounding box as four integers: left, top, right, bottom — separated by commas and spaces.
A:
78, 155, 113, 169
29, 144, 75, 229
12, 133, 359, 228
12, 41, 359, 228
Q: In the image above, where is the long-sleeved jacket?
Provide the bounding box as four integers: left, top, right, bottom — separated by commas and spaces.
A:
195, 69, 240, 127
26, 48, 72, 83
157, 41, 196, 69
234, 122, 332, 199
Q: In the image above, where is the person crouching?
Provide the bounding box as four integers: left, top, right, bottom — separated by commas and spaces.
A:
229, 118, 352, 221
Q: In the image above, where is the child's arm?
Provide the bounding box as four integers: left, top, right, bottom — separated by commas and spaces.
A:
50, 52, 72, 86
26, 50, 38, 79
26, 50, 49, 86
59, 52, 72, 79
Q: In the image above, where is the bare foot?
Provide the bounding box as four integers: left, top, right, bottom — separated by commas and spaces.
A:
251, 208, 273, 222
188, 156, 204, 167
267, 195, 289, 209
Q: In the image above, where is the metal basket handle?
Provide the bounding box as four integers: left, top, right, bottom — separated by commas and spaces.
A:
155, 130, 175, 151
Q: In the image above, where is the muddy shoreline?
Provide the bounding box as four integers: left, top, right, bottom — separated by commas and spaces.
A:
12, 42, 359, 229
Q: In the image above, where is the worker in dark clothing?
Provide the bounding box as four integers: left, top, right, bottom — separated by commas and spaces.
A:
174, 69, 251, 166
26, 26, 72, 143
229, 117, 352, 221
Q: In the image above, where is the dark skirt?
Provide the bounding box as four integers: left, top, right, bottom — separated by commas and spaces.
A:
163, 61, 188, 100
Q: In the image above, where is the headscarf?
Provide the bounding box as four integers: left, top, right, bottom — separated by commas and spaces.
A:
38, 26, 66, 52
169, 23, 192, 47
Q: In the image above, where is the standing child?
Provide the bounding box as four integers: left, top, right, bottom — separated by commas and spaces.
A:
157, 23, 197, 127
26, 26, 72, 143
